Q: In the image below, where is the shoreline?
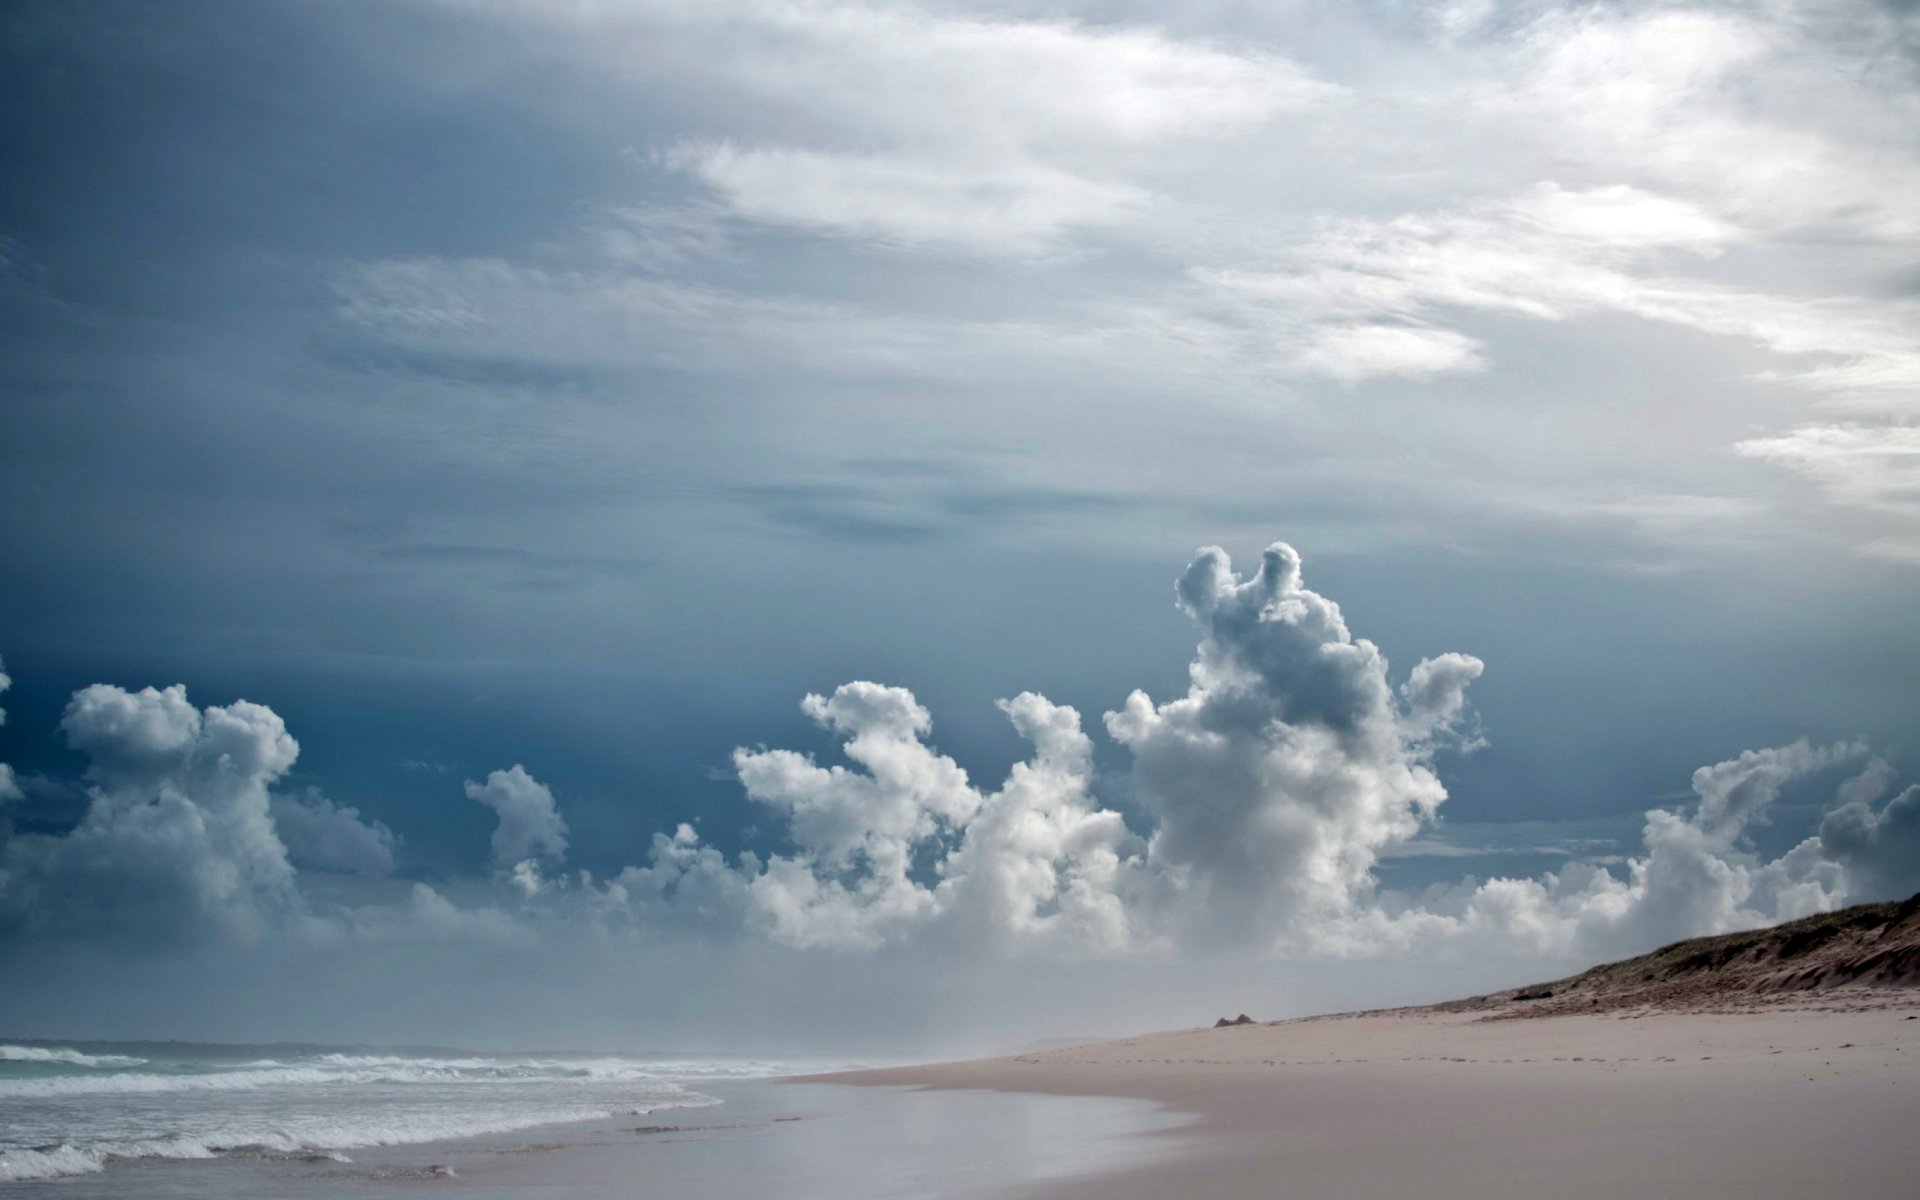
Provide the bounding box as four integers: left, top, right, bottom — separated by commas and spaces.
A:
801, 989, 1920, 1199
0, 1075, 1186, 1199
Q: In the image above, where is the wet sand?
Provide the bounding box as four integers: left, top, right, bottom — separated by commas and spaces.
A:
808, 990, 1920, 1198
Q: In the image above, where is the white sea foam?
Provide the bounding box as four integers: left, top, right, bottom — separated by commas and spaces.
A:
0, 1065, 417, 1098
0, 1136, 217, 1182
0, 1045, 147, 1069
0, 1046, 738, 1182
0, 1089, 716, 1180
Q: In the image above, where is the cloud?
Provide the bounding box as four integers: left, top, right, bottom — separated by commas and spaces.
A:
1401, 652, 1488, 749
0, 685, 305, 944
606, 681, 1145, 952
1496, 6, 1920, 240
604, 541, 1481, 953
321, 1, 1920, 567
597, 822, 755, 931
1106, 543, 1484, 947
465, 765, 569, 871
1199, 182, 1920, 389
666, 146, 1154, 254
1193, 170, 1920, 555
1735, 424, 1920, 519
334, 251, 1253, 399
931, 692, 1143, 953
1286, 323, 1486, 383
0, 543, 1912, 977
624, 542, 1910, 961
1334, 738, 1892, 960
269, 790, 397, 877
730, 682, 975, 945
1816, 759, 1920, 901
475, 0, 1327, 253
1689, 740, 1865, 840
1734, 423, 1920, 560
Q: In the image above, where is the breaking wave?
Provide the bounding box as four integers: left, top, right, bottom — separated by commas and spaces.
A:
0, 1055, 707, 1099
0, 1101, 706, 1182
0, 1045, 146, 1069
0, 1043, 771, 1182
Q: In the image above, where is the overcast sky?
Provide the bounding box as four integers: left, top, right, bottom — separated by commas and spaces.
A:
1, 0, 1916, 1052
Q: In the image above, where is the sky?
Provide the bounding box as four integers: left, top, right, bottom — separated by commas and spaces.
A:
0, 0, 1916, 1054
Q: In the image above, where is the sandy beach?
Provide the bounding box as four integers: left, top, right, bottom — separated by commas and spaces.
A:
812, 990, 1920, 1198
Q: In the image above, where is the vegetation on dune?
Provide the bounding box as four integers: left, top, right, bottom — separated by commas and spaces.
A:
1439, 893, 1920, 1019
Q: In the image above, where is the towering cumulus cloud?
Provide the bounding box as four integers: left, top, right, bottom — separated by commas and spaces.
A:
1, 684, 303, 942
718, 683, 1144, 951
465, 766, 569, 892
614, 542, 1483, 953
1109, 544, 1483, 947
0, 682, 394, 943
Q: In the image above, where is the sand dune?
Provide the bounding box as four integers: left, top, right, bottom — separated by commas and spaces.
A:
1445, 893, 1920, 1019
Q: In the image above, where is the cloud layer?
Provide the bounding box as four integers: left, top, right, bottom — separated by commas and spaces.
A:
310, 0, 1920, 568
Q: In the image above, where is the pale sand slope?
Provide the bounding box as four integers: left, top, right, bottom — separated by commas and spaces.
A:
807, 993, 1920, 1198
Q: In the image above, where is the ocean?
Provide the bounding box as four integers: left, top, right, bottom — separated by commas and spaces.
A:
0, 1039, 1188, 1198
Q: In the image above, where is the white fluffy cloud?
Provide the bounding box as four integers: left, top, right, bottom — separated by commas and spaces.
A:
465, 764, 570, 871
0, 683, 400, 943
1106, 543, 1483, 947
614, 541, 1911, 959
605, 682, 1145, 952
0, 541, 1912, 966
1, 685, 304, 942
603, 541, 1485, 953
1332, 737, 1899, 961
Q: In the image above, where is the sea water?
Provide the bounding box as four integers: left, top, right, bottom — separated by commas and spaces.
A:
0, 1039, 754, 1183
0, 1040, 1192, 1198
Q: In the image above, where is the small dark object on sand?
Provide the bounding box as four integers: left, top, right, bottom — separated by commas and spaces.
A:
1215, 1013, 1256, 1027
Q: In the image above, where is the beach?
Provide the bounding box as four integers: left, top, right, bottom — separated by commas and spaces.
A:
811, 990, 1920, 1198
6, 991, 1918, 1197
